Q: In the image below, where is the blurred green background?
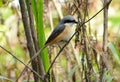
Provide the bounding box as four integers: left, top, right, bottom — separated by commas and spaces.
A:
0, 0, 120, 82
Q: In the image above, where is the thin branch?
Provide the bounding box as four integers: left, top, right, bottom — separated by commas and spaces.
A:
100, 0, 112, 81
27, 0, 38, 52
52, 0, 63, 19
47, 44, 68, 73
0, 45, 43, 80
15, 66, 27, 82
102, 0, 111, 52
16, 45, 47, 81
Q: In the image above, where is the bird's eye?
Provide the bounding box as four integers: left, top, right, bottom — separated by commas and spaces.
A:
64, 20, 77, 23
74, 20, 78, 23
70, 20, 77, 23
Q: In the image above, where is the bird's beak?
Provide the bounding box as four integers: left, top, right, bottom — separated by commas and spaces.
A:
75, 20, 78, 24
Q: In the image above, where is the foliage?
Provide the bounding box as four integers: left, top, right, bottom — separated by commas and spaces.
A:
31, 0, 50, 72
0, 0, 120, 82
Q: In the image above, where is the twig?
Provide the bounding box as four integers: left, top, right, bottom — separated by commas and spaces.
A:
100, 0, 112, 81
16, 45, 47, 81
15, 67, 27, 82
52, 0, 63, 19
48, 1, 54, 31
47, 44, 68, 73
0, 45, 42, 80
115, 25, 120, 41
82, 0, 93, 81
27, 0, 38, 52
103, 0, 112, 51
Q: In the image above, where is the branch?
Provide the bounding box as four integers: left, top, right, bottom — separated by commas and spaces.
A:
27, 0, 38, 52
100, 0, 112, 81
0, 45, 42, 80
16, 45, 47, 81
19, 0, 44, 81
102, 0, 112, 52
27, 0, 45, 77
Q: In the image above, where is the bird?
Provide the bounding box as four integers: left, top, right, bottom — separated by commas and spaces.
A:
45, 15, 77, 47
30, 15, 78, 61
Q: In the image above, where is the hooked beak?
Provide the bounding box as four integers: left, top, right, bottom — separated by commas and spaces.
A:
74, 20, 78, 24
74, 19, 78, 24
75, 21, 78, 24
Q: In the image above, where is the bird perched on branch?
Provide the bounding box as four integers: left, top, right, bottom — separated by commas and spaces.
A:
45, 15, 77, 47
30, 15, 78, 61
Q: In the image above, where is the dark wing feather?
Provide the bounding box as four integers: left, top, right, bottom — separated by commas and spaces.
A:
45, 24, 65, 45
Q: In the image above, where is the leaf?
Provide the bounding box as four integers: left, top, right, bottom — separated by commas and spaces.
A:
103, 70, 113, 82
108, 42, 120, 61
0, 75, 13, 82
37, 0, 50, 72
107, 77, 113, 82
0, 1, 3, 7
31, 0, 50, 72
68, 65, 78, 78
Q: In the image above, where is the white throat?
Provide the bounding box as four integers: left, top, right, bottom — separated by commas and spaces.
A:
64, 23, 74, 27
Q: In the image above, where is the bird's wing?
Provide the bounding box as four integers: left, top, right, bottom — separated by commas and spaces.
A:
45, 24, 65, 45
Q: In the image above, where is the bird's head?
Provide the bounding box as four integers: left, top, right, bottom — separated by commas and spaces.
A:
59, 15, 78, 25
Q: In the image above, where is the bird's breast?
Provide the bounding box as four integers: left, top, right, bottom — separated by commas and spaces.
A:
46, 25, 74, 46
62, 25, 74, 41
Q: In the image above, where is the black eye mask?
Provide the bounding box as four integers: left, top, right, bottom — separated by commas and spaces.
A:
63, 20, 78, 24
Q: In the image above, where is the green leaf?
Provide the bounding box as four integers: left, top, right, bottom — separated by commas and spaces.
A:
108, 42, 120, 61
107, 77, 113, 82
31, 0, 37, 23
68, 65, 78, 78
31, 0, 50, 72
37, 0, 50, 72
103, 70, 113, 82
109, 16, 120, 26
0, 1, 3, 7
